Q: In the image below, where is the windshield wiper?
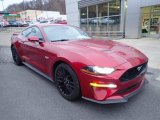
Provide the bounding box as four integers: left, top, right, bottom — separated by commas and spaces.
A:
51, 39, 69, 42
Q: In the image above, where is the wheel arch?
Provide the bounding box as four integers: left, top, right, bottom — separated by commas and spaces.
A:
52, 60, 67, 78
52, 59, 82, 99
52, 59, 74, 81
52, 59, 82, 88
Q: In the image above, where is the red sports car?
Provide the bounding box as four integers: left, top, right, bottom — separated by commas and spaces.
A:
11, 24, 148, 104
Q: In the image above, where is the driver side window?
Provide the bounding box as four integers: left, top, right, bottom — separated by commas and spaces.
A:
22, 28, 32, 37
26, 27, 43, 40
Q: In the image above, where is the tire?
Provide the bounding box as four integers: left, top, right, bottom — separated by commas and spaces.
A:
11, 47, 22, 66
55, 63, 81, 101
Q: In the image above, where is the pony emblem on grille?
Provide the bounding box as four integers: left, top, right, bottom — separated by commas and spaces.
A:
137, 66, 142, 71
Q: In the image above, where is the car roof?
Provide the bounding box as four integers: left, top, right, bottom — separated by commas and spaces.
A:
22, 24, 76, 33
35, 23, 68, 28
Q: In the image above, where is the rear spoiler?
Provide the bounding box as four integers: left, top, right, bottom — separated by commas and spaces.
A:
13, 32, 20, 36
11, 32, 20, 40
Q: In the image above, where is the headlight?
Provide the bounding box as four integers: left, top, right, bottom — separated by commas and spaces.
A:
81, 66, 115, 75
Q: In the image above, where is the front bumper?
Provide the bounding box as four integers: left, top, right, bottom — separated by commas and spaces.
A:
82, 79, 148, 104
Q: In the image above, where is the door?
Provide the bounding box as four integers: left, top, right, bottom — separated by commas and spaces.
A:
141, 7, 151, 37
141, 5, 160, 38
24, 26, 51, 74
150, 9, 160, 37
20, 27, 33, 61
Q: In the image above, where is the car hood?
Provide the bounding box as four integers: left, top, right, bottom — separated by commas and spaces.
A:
51, 39, 148, 67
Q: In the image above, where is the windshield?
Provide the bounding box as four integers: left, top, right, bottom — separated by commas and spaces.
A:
43, 25, 91, 42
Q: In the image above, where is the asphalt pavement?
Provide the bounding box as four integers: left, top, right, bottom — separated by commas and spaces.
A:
0, 30, 160, 120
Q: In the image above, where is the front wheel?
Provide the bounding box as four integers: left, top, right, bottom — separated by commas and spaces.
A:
11, 47, 22, 65
55, 63, 81, 101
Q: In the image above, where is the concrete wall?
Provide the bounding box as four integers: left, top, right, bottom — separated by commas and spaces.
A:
125, 0, 160, 38
65, 0, 80, 26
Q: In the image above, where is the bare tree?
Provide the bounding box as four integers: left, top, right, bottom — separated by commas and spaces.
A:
6, 0, 66, 14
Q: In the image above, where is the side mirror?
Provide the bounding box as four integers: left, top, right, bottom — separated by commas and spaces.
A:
28, 36, 39, 42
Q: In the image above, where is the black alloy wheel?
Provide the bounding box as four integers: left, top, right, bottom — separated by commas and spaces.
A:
55, 63, 81, 101
11, 47, 22, 65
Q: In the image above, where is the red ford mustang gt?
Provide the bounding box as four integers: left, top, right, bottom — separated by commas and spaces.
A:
11, 24, 148, 104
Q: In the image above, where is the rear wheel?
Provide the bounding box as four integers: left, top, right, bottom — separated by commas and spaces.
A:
55, 63, 81, 101
11, 47, 22, 65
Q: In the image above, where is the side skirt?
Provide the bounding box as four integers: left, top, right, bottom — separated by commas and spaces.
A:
22, 62, 54, 82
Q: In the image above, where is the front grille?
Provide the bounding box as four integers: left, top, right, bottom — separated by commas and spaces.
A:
120, 62, 147, 82
116, 82, 140, 94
